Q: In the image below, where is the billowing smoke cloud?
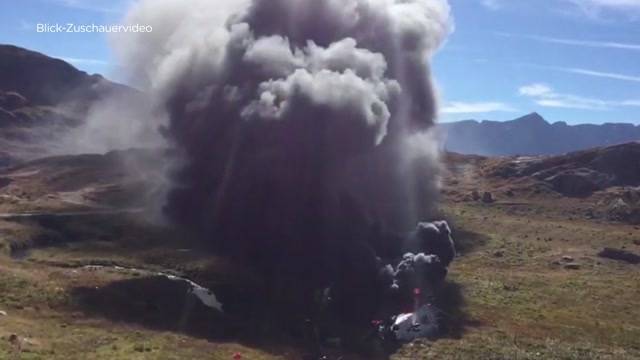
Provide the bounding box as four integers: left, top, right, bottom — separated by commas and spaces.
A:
114, 0, 452, 330
380, 221, 455, 300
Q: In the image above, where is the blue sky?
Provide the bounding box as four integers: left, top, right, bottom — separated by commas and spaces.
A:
0, 0, 130, 81
0, 0, 639, 124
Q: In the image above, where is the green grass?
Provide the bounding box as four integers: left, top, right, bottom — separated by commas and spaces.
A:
391, 202, 640, 359
0, 256, 293, 360
1, 197, 639, 359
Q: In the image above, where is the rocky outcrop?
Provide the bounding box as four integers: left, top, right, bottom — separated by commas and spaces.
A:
489, 142, 640, 197
607, 198, 640, 225
543, 168, 611, 197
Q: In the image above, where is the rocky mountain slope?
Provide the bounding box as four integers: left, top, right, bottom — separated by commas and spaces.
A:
441, 112, 640, 156
0, 44, 131, 109
444, 141, 640, 225
0, 45, 136, 166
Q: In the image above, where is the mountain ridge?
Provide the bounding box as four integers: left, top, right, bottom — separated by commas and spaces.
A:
440, 112, 640, 156
0, 44, 134, 108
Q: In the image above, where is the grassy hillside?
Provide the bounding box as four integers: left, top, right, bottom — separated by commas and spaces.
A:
1, 150, 639, 359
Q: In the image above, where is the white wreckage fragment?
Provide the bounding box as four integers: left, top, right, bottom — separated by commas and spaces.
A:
166, 275, 224, 312
80, 265, 224, 313
391, 304, 440, 343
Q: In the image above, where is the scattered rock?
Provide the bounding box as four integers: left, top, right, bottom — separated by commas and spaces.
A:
564, 263, 581, 270
8, 334, 21, 351
561, 255, 574, 262
0, 310, 6, 316
505, 189, 514, 197
493, 250, 504, 258
585, 208, 595, 219
606, 198, 640, 225
597, 248, 640, 264
471, 190, 481, 201
608, 198, 629, 215
633, 240, 640, 246
482, 192, 494, 203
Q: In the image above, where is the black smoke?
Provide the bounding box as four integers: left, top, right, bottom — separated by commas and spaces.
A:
115, 0, 453, 346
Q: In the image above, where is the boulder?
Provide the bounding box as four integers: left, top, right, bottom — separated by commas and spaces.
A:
607, 198, 640, 225
482, 192, 495, 203
564, 263, 581, 270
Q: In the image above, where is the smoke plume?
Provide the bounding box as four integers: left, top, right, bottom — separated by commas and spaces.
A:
60, 90, 167, 155
115, 0, 452, 330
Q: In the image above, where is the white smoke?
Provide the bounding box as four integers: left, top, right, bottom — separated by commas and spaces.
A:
114, 0, 451, 139
59, 91, 168, 155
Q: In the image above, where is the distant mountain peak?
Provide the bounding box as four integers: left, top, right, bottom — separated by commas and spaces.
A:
513, 112, 547, 124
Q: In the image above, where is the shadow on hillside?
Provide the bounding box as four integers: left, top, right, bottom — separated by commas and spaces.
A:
70, 274, 477, 358
436, 280, 482, 339
71, 276, 227, 336
451, 228, 490, 256
69, 276, 299, 358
